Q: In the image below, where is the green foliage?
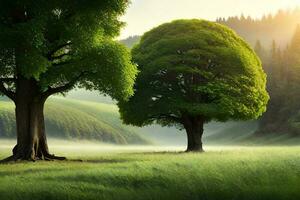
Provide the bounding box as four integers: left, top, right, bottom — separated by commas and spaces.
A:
0, 0, 137, 101
119, 19, 269, 128
0, 98, 148, 145
0, 145, 300, 200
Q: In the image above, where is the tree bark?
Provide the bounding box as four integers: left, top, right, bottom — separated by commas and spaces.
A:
183, 116, 204, 152
4, 77, 66, 161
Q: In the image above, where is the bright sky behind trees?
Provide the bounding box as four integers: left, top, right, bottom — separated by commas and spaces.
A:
119, 0, 300, 39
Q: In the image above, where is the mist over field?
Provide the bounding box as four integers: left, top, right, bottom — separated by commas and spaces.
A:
0, 92, 259, 147
0, 81, 299, 148
1, 138, 300, 200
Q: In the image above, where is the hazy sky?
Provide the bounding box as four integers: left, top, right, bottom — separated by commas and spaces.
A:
119, 0, 300, 39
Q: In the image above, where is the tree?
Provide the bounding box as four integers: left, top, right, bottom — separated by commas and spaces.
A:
218, 8, 300, 47
118, 19, 269, 152
284, 25, 300, 120
0, 0, 137, 161
256, 40, 287, 134
254, 40, 267, 62
257, 26, 300, 135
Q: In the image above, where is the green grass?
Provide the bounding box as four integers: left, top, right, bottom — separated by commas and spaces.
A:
0, 140, 300, 200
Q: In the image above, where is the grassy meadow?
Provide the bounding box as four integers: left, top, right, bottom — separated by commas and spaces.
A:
0, 140, 300, 200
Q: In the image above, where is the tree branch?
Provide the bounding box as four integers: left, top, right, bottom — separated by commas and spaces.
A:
50, 52, 71, 61
156, 114, 182, 123
42, 71, 87, 98
52, 60, 73, 67
47, 42, 72, 60
0, 81, 16, 101
52, 57, 84, 67
0, 78, 16, 82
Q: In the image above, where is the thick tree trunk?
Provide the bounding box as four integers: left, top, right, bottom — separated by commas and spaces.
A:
4, 77, 65, 161
183, 116, 204, 152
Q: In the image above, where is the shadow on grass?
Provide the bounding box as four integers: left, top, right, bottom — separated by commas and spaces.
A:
0, 167, 67, 177
0, 157, 133, 165
66, 158, 132, 164
40, 171, 170, 190
121, 151, 201, 156
0, 188, 106, 200
0, 158, 134, 178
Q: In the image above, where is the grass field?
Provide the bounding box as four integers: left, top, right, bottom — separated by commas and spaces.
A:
0, 140, 300, 200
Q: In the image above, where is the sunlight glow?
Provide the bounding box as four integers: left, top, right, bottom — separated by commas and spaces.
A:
119, 0, 300, 39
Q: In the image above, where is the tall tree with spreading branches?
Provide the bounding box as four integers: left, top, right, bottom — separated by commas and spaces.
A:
0, 0, 137, 161
118, 19, 269, 152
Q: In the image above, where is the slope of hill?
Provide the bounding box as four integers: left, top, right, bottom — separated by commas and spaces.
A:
119, 35, 140, 48
137, 121, 259, 146
0, 98, 148, 145
66, 89, 115, 104
1, 94, 299, 146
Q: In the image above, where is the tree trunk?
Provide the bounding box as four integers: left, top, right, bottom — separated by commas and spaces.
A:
4, 77, 65, 161
183, 116, 204, 152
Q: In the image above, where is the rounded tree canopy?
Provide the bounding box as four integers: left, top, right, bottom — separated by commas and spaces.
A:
119, 19, 269, 127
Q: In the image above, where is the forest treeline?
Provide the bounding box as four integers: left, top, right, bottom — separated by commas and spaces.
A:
121, 8, 300, 136
122, 9, 300, 49
217, 8, 300, 47
253, 29, 300, 135
218, 9, 300, 135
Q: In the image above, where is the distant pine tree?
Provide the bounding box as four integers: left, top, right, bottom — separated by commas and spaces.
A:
257, 26, 300, 135
218, 8, 300, 47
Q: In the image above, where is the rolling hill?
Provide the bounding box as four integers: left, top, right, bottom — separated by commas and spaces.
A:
0, 97, 148, 145
66, 90, 259, 145
0, 94, 258, 146
1, 92, 299, 146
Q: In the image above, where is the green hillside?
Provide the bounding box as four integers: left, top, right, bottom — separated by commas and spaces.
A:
0, 98, 148, 145
1, 94, 299, 146
119, 35, 141, 48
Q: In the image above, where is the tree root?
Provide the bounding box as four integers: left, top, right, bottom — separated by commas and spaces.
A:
0, 154, 66, 163
43, 154, 67, 161
0, 155, 15, 163
185, 149, 205, 153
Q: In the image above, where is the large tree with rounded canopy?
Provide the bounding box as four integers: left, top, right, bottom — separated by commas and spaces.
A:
0, 0, 137, 161
118, 19, 269, 152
